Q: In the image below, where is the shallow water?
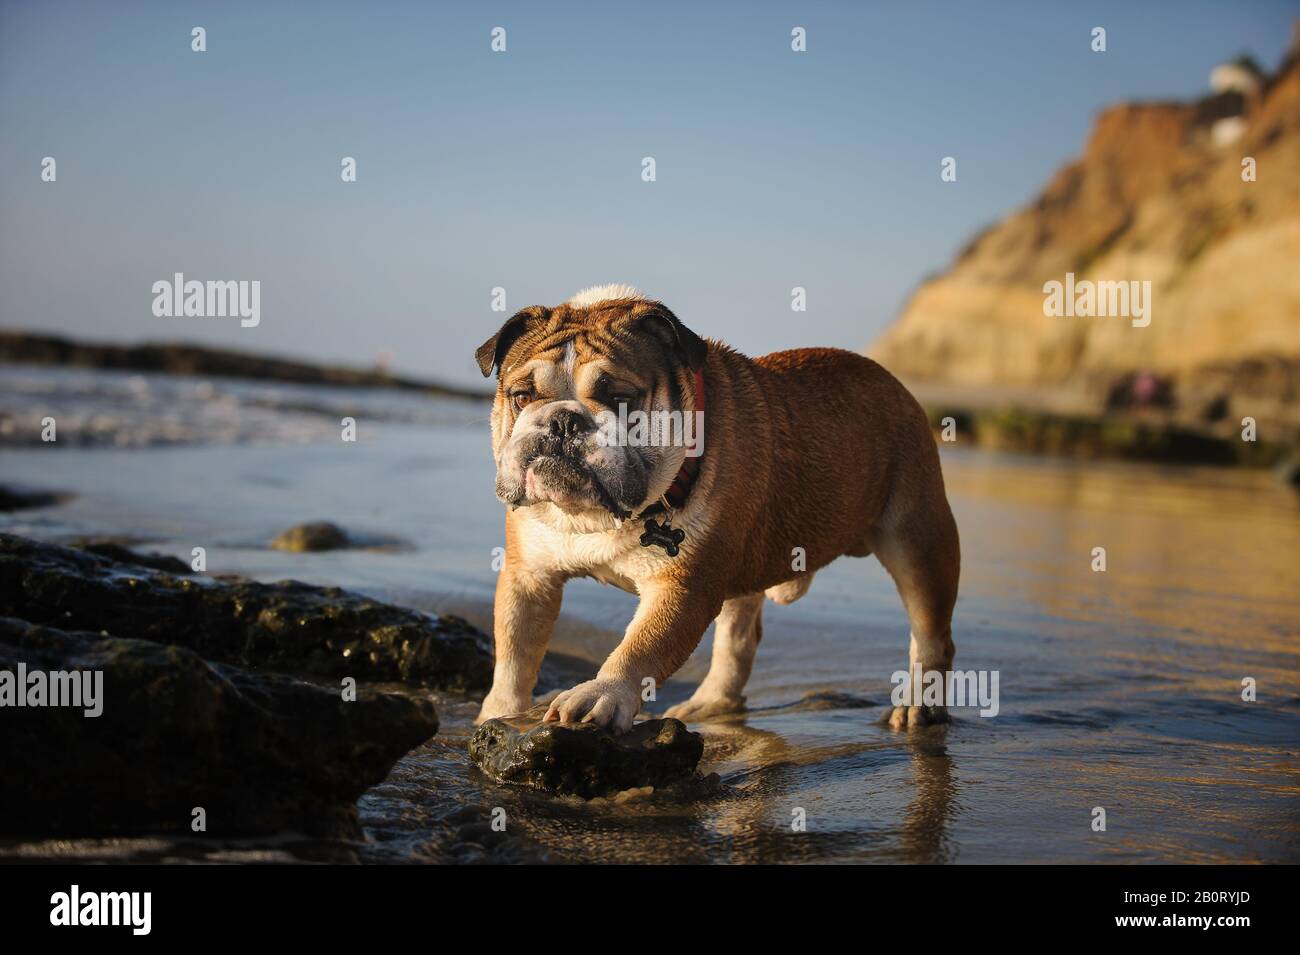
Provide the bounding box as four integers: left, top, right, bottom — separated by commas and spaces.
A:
2, 365, 1298, 863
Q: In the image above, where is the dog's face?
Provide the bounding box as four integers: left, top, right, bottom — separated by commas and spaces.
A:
475, 292, 706, 524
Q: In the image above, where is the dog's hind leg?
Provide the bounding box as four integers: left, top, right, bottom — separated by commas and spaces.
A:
874, 503, 960, 729
663, 592, 765, 722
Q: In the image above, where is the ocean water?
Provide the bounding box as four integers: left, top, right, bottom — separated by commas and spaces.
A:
2, 364, 1298, 863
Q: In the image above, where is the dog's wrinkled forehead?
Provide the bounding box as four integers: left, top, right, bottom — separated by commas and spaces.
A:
476, 286, 707, 389
500, 320, 663, 396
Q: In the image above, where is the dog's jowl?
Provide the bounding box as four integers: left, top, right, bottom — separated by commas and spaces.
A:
474, 284, 960, 732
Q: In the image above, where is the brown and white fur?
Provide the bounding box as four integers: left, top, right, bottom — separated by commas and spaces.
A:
474, 285, 960, 733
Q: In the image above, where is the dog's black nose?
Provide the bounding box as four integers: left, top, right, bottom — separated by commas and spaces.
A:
549, 408, 588, 439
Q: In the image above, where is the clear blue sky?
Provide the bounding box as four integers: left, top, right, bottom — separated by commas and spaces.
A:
1, 0, 1295, 388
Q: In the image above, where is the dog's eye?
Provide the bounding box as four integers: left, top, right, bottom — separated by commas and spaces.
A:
510, 391, 534, 412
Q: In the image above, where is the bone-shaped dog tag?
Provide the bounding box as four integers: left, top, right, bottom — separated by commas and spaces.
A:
640, 518, 685, 557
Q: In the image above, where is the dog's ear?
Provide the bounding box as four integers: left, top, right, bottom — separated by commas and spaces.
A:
475, 306, 549, 377
637, 303, 707, 372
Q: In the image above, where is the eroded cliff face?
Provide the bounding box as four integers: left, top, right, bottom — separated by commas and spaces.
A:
870, 47, 1300, 423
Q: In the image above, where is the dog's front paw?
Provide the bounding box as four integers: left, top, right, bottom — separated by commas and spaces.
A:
475, 691, 534, 726
664, 693, 746, 723
544, 679, 640, 733
886, 704, 949, 730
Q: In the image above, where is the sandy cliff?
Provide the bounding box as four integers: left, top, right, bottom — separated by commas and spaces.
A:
870, 42, 1300, 425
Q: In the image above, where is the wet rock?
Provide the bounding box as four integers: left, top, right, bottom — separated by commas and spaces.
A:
270, 522, 413, 553
67, 538, 194, 575
0, 485, 69, 512
0, 533, 492, 689
271, 521, 351, 552
0, 616, 438, 837
469, 707, 704, 799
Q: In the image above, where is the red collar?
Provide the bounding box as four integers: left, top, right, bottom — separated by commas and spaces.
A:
660, 369, 705, 510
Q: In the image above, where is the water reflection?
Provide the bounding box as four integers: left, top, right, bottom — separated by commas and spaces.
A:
898, 733, 958, 864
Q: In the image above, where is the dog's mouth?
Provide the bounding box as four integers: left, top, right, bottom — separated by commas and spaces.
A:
517, 452, 632, 520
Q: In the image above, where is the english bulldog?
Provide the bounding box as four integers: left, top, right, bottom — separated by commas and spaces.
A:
473, 285, 960, 732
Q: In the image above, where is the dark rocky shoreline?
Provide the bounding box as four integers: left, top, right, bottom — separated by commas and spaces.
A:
924, 403, 1300, 476
0, 533, 491, 839
0, 534, 493, 690
0, 533, 707, 853
1, 616, 438, 837
0, 329, 491, 400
